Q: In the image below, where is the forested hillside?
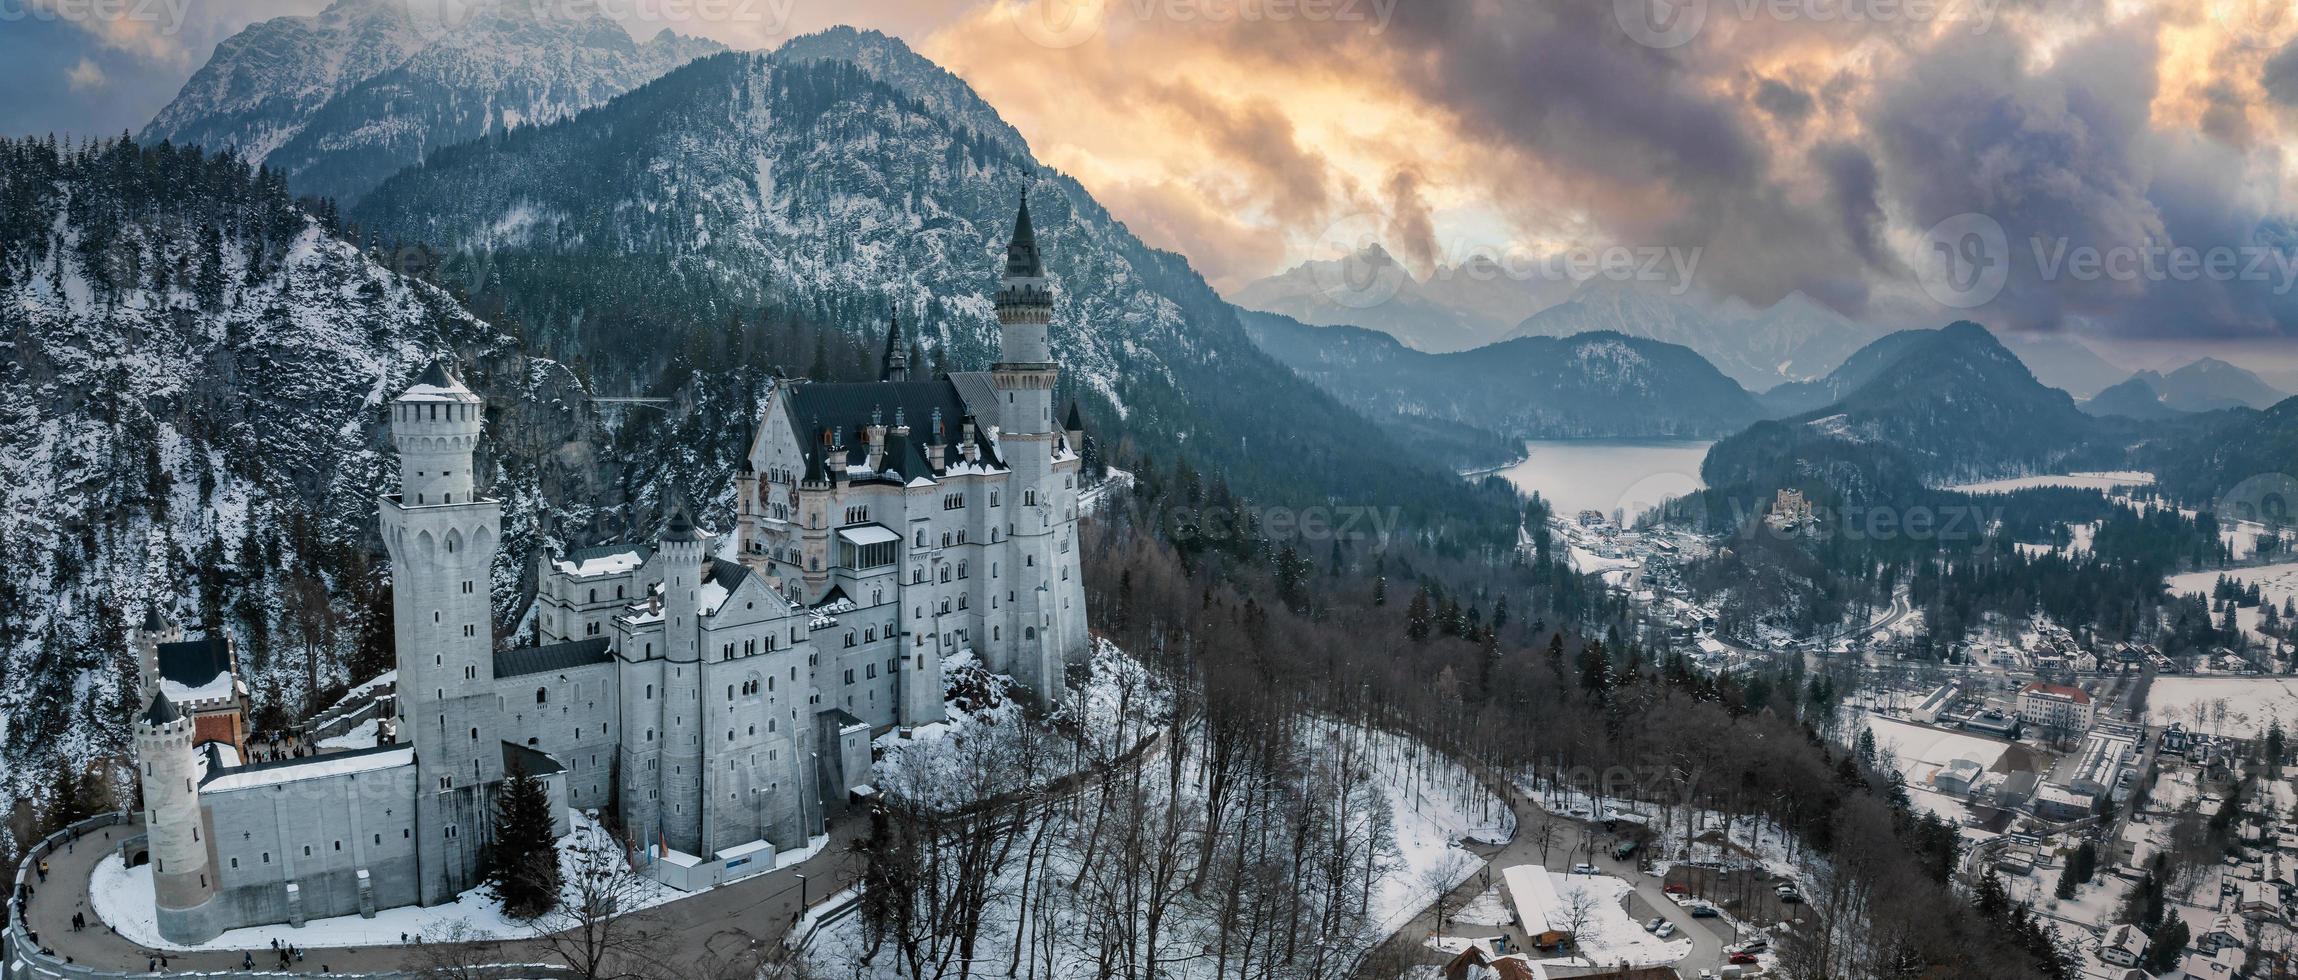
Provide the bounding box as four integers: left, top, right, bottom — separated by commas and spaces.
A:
0, 136, 620, 853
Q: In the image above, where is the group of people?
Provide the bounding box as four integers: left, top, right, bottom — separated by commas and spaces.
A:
247, 730, 318, 765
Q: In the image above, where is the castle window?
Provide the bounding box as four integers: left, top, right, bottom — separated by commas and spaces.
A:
230, 858, 239, 869
1026, 627, 1036, 640
845, 631, 856, 647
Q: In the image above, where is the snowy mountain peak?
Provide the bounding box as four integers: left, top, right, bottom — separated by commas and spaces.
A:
139, 0, 726, 204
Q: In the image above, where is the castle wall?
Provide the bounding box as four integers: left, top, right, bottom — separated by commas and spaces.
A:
492, 661, 621, 810
198, 762, 421, 931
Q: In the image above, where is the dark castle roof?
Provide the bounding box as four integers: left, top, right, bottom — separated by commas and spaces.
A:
142, 607, 168, 633
880, 313, 909, 381
494, 637, 615, 679
1005, 195, 1043, 280
503, 740, 566, 776
156, 636, 232, 689
141, 690, 181, 725
780, 379, 1001, 481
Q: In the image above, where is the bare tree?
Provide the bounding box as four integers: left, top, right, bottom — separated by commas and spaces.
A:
1560, 883, 1600, 953
1425, 851, 1475, 932
529, 828, 664, 980
404, 921, 505, 980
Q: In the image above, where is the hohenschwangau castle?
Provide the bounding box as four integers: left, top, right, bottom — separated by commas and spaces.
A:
130, 200, 1091, 943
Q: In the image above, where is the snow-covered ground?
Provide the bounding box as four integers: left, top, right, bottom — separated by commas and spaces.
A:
808, 640, 1506, 979
1862, 715, 2016, 786
89, 812, 828, 951
1510, 869, 1693, 969
316, 717, 380, 750
2166, 562, 2298, 644
1947, 472, 2157, 494
2148, 677, 2298, 738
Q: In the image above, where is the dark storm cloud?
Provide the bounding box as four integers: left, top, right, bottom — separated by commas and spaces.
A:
2266, 39, 2298, 106
1360, 0, 1876, 310
1753, 77, 1816, 126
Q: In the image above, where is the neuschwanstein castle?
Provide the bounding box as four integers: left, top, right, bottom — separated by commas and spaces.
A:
129, 199, 1091, 943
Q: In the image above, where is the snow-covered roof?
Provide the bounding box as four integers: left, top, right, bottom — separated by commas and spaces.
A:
202, 746, 414, 793
837, 524, 901, 546
552, 545, 649, 578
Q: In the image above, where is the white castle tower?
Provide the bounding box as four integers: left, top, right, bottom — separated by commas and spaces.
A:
135, 690, 218, 943
990, 194, 1082, 695
655, 502, 706, 857
379, 361, 503, 903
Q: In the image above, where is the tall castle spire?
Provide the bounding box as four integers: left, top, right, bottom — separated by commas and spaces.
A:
879, 312, 910, 382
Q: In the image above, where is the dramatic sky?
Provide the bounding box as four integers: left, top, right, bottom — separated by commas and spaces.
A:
11, 0, 2298, 349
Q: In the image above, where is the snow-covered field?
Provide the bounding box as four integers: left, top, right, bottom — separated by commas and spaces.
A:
1947, 471, 2156, 494
1862, 715, 2016, 786
2148, 677, 2298, 738
2167, 562, 2298, 643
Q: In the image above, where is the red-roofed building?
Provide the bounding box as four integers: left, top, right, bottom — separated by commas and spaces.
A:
2017, 682, 2096, 735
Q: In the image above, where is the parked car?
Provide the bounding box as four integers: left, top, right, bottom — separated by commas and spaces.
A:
1572, 863, 1599, 875
1730, 952, 1759, 965
1655, 921, 1676, 938
1690, 904, 1720, 918
1646, 917, 1664, 933
1778, 891, 1804, 904
1731, 938, 1770, 954
1664, 883, 1689, 895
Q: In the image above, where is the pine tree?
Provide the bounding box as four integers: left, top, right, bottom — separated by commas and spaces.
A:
488, 762, 562, 919
1405, 586, 1432, 642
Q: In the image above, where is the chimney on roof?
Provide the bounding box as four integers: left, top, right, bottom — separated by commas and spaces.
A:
866, 406, 888, 472
926, 407, 947, 475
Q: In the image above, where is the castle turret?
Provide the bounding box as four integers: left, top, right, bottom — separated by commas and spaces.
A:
880, 314, 910, 383
135, 606, 183, 697
656, 500, 706, 856
1063, 402, 1085, 456
137, 690, 220, 943
378, 361, 504, 903
798, 426, 836, 596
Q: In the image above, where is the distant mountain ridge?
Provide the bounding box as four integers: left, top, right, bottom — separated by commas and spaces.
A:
1241, 311, 1764, 450
2082, 358, 2287, 418
1229, 245, 1572, 353
1504, 280, 1884, 391
139, 0, 723, 205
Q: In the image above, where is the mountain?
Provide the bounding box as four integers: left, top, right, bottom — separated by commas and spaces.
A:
1703, 322, 2114, 502
351, 31, 1519, 541
1995, 333, 2129, 399
2130, 397, 2298, 514
138, 0, 723, 205
1755, 327, 1941, 417
2081, 373, 2182, 420
1241, 311, 1763, 453
1506, 280, 1881, 391
1228, 246, 1570, 353
2152, 357, 2287, 412
0, 135, 613, 832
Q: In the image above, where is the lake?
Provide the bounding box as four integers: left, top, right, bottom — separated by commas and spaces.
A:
1492, 439, 1714, 520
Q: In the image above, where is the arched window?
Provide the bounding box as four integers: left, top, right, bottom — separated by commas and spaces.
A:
535, 687, 547, 704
